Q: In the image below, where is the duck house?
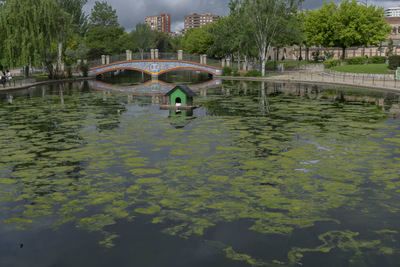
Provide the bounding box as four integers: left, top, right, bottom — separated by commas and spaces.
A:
164, 85, 196, 109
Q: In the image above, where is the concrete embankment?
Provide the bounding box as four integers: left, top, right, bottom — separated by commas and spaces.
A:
0, 77, 95, 92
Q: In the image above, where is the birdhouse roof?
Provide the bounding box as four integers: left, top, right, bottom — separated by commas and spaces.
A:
166, 85, 196, 97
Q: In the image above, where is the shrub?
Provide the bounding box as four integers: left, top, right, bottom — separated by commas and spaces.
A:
66, 66, 73, 78
222, 66, 232, 76
245, 70, 262, 77
265, 61, 276, 71
389, 55, 400, 70
323, 59, 341, 69
368, 56, 386, 64
232, 69, 240, 76
80, 63, 89, 77
345, 57, 368, 65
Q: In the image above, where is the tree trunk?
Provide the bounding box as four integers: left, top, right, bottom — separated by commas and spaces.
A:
57, 42, 63, 78
237, 53, 241, 72
305, 47, 310, 61
260, 45, 267, 77
342, 47, 346, 60
261, 58, 266, 77
299, 46, 302, 61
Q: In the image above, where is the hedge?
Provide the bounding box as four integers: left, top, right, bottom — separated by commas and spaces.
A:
323, 59, 341, 69
389, 55, 400, 70
345, 57, 368, 65
245, 70, 262, 77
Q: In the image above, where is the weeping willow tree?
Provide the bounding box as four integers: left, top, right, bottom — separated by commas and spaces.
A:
0, 0, 72, 78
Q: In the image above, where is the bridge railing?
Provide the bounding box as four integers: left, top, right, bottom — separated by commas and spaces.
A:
88, 51, 224, 69
183, 54, 200, 63
110, 54, 126, 63
132, 53, 152, 60
159, 53, 179, 60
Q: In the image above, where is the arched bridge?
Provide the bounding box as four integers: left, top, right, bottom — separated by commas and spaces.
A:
89, 59, 223, 78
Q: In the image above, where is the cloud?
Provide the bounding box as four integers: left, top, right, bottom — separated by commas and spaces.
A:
84, 0, 399, 32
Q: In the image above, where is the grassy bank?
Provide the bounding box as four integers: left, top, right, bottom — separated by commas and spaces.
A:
331, 64, 393, 74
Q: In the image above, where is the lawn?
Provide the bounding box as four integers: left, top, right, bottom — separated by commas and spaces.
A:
331, 64, 393, 74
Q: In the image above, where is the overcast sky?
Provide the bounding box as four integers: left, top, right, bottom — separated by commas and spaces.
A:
84, 0, 400, 32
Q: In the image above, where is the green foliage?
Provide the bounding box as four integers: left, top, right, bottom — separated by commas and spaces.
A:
388, 55, 400, 70
0, 0, 72, 67
222, 66, 233, 76
369, 56, 387, 64
85, 1, 125, 59
387, 39, 394, 57
324, 59, 342, 69
79, 62, 89, 77
346, 57, 368, 65
232, 0, 303, 75
304, 0, 391, 59
89, 0, 119, 27
331, 64, 391, 74
245, 70, 262, 77
182, 26, 214, 55
232, 69, 240, 76
130, 23, 156, 58
57, 0, 88, 36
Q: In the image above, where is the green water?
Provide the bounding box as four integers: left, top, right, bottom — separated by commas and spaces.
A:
0, 80, 400, 267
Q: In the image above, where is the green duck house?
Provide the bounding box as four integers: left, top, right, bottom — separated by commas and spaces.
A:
163, 85, 196, 109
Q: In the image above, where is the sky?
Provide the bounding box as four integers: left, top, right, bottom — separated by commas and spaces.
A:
84, 0, 400, 32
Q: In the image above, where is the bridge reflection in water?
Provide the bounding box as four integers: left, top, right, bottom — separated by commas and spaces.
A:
89, 79, 222, 104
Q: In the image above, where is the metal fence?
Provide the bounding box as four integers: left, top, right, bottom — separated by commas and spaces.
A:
288, 70, 400, 89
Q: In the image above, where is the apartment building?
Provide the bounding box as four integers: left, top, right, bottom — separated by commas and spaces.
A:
145, 13, 171, 33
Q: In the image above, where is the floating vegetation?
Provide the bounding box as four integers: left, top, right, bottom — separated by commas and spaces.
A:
0, 82, 400, 265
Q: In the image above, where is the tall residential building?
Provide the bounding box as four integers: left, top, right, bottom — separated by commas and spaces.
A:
145, 13, 171, 33
385, 7, 400, 17
184, 13, 220, 32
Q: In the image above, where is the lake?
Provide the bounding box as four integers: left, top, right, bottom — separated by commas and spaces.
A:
0, 73, 400, 267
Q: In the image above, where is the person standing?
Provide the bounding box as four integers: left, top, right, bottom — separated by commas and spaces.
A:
6, 70, 12, 86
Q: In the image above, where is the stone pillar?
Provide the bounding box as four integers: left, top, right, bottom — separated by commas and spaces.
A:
242, 61, 247, 71
178, 50, 183, 60
83, 59, 87, 64
155, 49, 159, 59
101, 55, 106, 65
126, 50, 132, 61
150, 49, 155, 60
106, 55, 110, 65
202, 55, 207, 65
226, 58, 231, 68
77, 59, 82, 65
221, 59, 226, 68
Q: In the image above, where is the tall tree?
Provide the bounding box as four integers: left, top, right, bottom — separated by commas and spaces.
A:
89, 1, 119, 27
231, 0, 302, 76
182, 26, 214, 55
85, 1, 124, 59
304, 0, 391, 59
131, 24, 156, 59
